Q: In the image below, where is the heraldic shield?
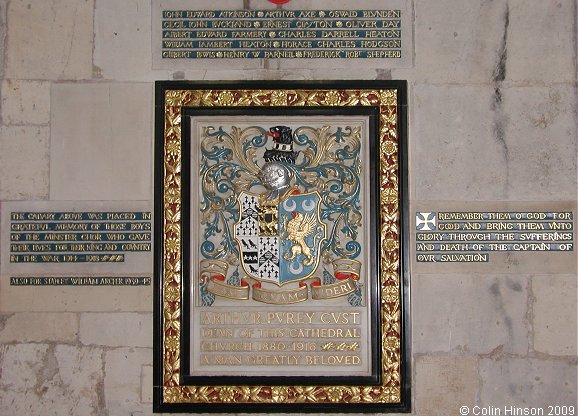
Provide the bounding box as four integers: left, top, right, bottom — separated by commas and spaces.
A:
234, 191, 326, 286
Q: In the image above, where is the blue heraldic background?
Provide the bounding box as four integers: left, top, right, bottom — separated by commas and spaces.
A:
278, 192, 325, 284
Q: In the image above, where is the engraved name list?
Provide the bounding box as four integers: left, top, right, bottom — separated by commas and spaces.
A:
161, 9, 402, 59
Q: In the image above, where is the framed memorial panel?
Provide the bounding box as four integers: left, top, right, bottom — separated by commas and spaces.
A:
154, 81, 410, 412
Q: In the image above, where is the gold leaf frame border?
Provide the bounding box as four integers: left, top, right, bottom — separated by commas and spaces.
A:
160, 87, 402, 405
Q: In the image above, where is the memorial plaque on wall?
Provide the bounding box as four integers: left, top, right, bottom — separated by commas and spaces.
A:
1, 201, 152, 287
411, 202, 576, 273
152, 0, 413, 70
153, 81, 409, 412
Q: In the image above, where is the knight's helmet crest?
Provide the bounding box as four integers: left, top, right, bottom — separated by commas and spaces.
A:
264, 126, 299, 164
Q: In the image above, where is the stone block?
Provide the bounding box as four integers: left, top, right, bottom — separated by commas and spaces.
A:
104, 347, 152, 415
405, 0, 505, 83
412, 83, 577, 201
94, 0, 172, 81
414, 355, 479, 415
0, 344, 104, 415
503, 85, 577, 200
1, 80, 51, 125
412, 85, 510, 200
80, 313, 152, 347
0, 313, 78, 343
0, 1, 5, 79
413, 273, 528, 354
506, 0, 575, 82
533, 275, 577, 356
141, 365, 153, 403
5, 0, 93, 80
0, 343, 49, 392
50, 83, 152, 201
480, 357, 577, 407
0, 126, 49, 200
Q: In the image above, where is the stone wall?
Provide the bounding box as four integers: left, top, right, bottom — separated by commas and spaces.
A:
0, 0, 576, 415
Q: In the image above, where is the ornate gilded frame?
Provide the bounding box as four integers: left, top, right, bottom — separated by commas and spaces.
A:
154, 81, 409, 412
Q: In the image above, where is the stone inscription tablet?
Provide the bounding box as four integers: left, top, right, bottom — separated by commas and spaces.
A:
1, 201, 152, 285
161, 9, 402, 59
415, 211, 575, 263
193, 307, 366, 376
9, 211, 151, 263
152, 0, 413, 70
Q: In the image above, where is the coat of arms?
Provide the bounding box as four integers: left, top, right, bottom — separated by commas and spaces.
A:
198, 122, 364, 305
234, 190, 326, 285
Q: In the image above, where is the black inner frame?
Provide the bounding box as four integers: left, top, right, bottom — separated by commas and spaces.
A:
181, 106, 381, 387
153, 80, 411, 413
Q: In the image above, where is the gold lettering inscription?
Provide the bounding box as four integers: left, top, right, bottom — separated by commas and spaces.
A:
262, 20, 290, 28
246, 355, 300, 365
252, 341, 317, 352
162, 51, 192, 58
201, 328, 233, 338
319, 312, 360, 324
321, 342, 360, 351
305, 355, 360, 365
201, 355, 243, 365
321, 30, 360, 38
106, 212, 136, 220
44, 233, 77, 241
257, 328, 286, 338
55, 223, 89, 231
288, 328, 360, 338
365, 50, 402, 58
266, 312, 316, 324
517, 222, 545, 230
197, 307, 365, 371
438, 212, 484, 220
362, 10, 400, 18
486, 212, 512, 220
316, 40, 356, 48
520, 232, 573, 240
198, 41, 233, 48
26, 213, 56, 220
485, 223, 513, 230
200, 341, 252, 352
200, 311, 362, 326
